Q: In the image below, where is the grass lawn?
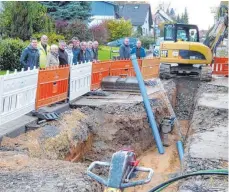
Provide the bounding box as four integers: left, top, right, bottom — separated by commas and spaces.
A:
0, 70, 7, 75
98, 45, 119, 61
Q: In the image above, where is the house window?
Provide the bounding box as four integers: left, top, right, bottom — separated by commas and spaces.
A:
143, 28, 145, 34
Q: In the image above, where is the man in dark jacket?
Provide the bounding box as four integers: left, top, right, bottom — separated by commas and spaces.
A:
77, 41, 92, 64
131, 40, 146, 59
20, 38, 40, 70
119, 38, 131, 59
58, 41, 68, 65
72, 37, 80, 64
92, 41, 99, 61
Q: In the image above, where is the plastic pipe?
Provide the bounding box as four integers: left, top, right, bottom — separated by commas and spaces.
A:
130, 54, 164, 154
176, 141, 184, 162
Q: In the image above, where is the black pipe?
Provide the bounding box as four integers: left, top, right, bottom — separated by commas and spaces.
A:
148, 172, 228, 192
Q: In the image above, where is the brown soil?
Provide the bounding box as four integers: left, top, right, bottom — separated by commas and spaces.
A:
125, 120, 189, 192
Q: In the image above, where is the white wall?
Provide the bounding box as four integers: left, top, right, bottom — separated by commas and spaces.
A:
141, 10, 150, 36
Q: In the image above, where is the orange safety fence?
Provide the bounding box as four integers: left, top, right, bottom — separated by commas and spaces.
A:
109, 59, 142, 77
36, 65, 70, 109
91, 61, 111, 90
141, 57, 160, 80
212, 57, 228, 76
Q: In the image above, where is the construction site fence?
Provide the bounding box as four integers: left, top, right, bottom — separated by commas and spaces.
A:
91, 58, 160, 90
1, 57, 227, 126
212, 57, 228, 76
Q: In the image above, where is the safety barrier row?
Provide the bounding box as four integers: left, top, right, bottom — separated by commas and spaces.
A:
91, 58, 160, 90
212, 57, 228, 76
0, 58, 160, 126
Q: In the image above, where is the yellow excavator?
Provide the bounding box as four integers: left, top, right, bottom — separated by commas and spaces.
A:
159, 2, 228, 81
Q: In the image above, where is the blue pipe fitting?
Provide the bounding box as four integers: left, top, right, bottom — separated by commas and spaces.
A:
130, 54, 164, 154
177, 140, 184, 162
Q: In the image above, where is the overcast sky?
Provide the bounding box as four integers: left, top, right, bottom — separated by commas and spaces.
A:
148, 0, 221, 30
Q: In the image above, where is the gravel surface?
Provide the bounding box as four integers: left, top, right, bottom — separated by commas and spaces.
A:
178, 80, 228, 192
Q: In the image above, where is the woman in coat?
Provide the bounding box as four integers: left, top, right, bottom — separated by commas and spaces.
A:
46, 44, 60, 67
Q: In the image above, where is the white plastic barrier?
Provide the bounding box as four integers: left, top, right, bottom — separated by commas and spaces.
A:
69, 62, 92, 101
0, 68, 38, 126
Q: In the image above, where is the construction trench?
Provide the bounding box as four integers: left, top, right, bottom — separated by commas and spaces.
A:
0, 76, 228, 192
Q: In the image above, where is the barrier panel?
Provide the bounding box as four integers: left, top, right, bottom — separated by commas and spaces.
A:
91, 61, 111, 90
212, 57, 228, 76
36, 65, 70, 109
0, 68, 38, 126
69, 62, 92, 101
109, 60, 142, 77
141, 58, 160, 79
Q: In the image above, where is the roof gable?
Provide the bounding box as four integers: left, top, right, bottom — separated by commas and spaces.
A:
118, 4, 151, 26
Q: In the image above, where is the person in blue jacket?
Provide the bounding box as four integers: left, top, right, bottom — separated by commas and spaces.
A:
20, 38, 40, 70
131, 40, 146, 59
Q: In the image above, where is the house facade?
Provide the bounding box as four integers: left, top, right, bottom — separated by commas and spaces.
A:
118, 4, 153, 36
89, 1, 117, 27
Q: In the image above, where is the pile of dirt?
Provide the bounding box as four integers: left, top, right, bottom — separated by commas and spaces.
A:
1, 110, 92, 161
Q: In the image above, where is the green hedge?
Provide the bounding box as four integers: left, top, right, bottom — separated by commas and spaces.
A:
0, 38, 27, 71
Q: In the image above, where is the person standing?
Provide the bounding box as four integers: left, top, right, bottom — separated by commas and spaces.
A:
58, 41, 68, 66
38, 35, 50, 68
20, 38, 40, 70
119, 38, 131, 59
77, 41, 92, 63
87, 41, 94, 61
131, 40, 146, 59
46, 44, 59, 67
92, 41, 99, 61
72, 37, 81, 64
65, 41, 74, 65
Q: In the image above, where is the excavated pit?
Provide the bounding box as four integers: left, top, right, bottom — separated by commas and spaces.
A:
0, 77, 227, 191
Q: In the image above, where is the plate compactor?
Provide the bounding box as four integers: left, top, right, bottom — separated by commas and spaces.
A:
87, 149, 153, 192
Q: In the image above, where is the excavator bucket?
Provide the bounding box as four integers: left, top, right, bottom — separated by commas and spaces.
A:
101, 76, 140, 92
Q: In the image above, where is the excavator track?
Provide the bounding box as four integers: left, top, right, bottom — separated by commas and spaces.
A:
159, 63, 212, 81
159, 63, 174, 79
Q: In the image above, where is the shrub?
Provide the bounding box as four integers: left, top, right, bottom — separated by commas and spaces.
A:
0, 38, 27, 71
106, 18, 133, 41
90, 21, 109, 44
139, 36, 155, 49
66, 20, 92, 41
33, 32, 65, 44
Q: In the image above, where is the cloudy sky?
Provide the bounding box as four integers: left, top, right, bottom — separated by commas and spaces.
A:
148, 0, 221, 30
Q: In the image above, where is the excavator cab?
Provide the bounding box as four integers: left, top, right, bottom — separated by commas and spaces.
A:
159, 23, 213, 81
164, 24, 200, 43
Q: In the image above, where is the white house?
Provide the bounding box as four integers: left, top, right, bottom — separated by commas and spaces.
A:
118, 4, 153, 36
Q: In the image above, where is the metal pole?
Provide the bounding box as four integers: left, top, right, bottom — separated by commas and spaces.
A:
130, 54, 164, 154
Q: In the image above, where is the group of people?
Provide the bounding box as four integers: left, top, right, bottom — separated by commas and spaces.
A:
119, 38, 146, 59
20, 35, 99, 70
20, 35, 147, 70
